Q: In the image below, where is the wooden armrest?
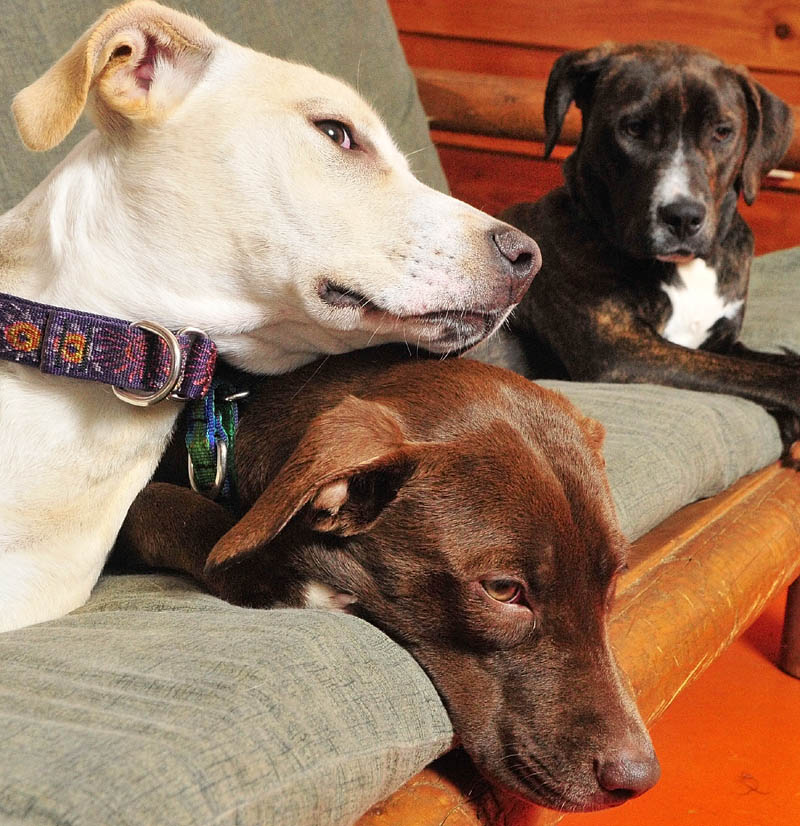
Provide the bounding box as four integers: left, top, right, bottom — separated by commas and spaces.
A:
356, 460, 800, 826
413, 67, 800, 172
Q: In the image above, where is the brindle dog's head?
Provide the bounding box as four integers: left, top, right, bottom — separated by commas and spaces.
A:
202, 358, 660, 811
544, 42, 793, 262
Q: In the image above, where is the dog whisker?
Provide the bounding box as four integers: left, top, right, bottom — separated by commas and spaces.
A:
434, 775, 491, 826
289, 354, 332, 402
365, 310, 389, 346
498, 745, 560, 786
404, 145, 429, 159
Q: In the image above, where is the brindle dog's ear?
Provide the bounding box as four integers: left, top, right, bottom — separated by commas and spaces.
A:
204, 396, 421, 572
544, 42, 617, 158
736, 71, 793, 205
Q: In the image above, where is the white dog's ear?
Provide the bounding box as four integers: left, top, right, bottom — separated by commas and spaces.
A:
12, 0, 216, 151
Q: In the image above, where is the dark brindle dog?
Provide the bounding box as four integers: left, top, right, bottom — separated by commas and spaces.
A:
502, 42, 799, 448
115, 347, 660, 812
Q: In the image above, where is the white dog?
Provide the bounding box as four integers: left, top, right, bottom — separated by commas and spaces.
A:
0, 1, 539, 632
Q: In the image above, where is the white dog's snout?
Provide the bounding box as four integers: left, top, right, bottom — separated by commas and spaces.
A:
491, 227, 541, 299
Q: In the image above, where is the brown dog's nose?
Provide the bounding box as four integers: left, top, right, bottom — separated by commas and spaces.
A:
491, 228, 541, 301
595, 746, 661, 800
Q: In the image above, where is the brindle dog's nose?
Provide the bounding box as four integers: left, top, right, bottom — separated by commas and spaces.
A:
595, 745, 661, 800
658, 198, 706, 240
491, 227, 541, 301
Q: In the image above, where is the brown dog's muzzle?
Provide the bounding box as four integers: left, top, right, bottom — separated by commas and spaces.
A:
595, 737, 661, 803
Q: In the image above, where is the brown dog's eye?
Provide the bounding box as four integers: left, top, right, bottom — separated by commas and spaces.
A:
713, 124, 734, 142
315, 119, 356, 150
482, 579, 524, 604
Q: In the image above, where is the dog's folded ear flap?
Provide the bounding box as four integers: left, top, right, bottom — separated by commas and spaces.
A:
205, 396, 421, 573
544, 42, 616, 158
736, 71, 794, 205
12, 0, 216, 151
580, 416, 606, 454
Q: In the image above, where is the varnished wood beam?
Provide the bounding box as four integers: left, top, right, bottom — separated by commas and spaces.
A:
413, 67, 800, 172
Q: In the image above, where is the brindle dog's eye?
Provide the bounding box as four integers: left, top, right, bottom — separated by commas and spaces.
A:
621, 118, 648, 140
713, 124, 734, 142
315, 119, 356, 150
482, 579, 524, 604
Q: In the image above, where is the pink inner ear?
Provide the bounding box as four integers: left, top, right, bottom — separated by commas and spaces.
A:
134, 38, 168, 90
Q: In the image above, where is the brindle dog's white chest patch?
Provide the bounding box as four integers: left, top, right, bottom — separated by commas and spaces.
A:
660, 259, 743, 349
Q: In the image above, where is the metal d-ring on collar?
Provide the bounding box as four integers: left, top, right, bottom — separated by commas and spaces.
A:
112, 322, 207, 407
188, 435, 228, 500
186, 386, 249, 501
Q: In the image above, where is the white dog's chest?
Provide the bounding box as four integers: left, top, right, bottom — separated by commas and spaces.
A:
0, 366, 177, 631
660, 259, 743, 349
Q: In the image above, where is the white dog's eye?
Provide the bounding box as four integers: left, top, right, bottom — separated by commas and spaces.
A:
315, 120, 356, 150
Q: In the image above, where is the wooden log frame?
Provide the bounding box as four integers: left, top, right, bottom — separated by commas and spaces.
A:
411, 68, 800, 172
354, 66, 800, 826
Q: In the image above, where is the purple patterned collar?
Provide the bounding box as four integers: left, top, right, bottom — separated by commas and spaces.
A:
0, 292, 217, 404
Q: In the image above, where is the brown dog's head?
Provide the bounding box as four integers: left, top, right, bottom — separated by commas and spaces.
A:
203, 360, 659, 811
544, 41, 793, 261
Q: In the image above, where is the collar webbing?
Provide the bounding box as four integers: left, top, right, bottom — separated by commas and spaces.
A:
0, 292, 217, 401
186, 378, 245, 503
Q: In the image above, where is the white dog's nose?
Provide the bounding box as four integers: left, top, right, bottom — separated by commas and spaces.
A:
491, 227, 541, 303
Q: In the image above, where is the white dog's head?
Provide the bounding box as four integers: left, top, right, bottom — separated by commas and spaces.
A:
12, 0, 540, 372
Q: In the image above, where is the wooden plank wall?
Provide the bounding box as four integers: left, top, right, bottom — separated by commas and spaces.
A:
388, 0, 800, 254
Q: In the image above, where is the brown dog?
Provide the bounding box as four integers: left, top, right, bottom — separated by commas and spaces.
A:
116, 346, 659, 811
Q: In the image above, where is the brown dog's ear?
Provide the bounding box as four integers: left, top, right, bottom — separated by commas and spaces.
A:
543, 42, 616, 158
205, 396, 421, 572
580, 416, 606, 454
736, 71, 794, 205
12, 0, 216, 151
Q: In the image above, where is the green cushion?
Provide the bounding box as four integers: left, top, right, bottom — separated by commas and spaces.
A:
0, 576, 453, 826
0, 0, 447, 213
547, 381, 780, 542
739, 245, 800, 354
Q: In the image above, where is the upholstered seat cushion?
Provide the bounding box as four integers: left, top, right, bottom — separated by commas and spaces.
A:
0, 576, 453, 826
548, 378, 781, 543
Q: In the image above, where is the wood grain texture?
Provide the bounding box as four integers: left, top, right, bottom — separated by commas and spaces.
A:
355, 463, 800, 826
399, 33, 800, 106
413, 68, 800, 172
390, 0, 800, 74
432, 139, 798, 255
